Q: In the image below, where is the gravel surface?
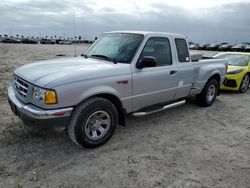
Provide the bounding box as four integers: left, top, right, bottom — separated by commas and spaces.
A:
0, 44, 249, 188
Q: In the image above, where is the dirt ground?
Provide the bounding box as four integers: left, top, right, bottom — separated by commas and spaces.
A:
0, 44, 250, 188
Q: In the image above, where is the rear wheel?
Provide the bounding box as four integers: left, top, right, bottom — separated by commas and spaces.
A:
67, 97, 118, 148
196, 79, 218, 107
239, 74, 249, 93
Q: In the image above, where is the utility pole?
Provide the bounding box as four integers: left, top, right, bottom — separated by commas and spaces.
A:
73, 10, 77, 57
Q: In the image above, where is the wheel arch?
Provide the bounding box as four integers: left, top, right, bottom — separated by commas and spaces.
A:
209, 73, 221, 83
75, 92, 126, 126
208, 73, 221, 95
93, 93, 126, 126
239, 72, 250, 93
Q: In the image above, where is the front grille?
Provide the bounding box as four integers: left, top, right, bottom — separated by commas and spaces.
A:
13, 76, 29, 98
223, 79, 237, 88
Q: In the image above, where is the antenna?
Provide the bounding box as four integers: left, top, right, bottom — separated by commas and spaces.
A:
73, 10, 77, 57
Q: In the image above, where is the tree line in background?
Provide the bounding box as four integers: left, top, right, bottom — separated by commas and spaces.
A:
0, 34, 97, 44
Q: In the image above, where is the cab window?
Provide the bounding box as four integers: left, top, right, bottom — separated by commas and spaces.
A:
141, 37, 172, 66
175, 38, 190, 62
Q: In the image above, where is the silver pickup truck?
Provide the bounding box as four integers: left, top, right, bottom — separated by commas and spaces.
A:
8, 31, 227, 148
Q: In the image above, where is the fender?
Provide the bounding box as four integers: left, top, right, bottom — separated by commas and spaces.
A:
76, 86, 127, 126
76, 85, 121, 105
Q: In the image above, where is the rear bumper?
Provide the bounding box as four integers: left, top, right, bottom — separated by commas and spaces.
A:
8, 87, 73, 129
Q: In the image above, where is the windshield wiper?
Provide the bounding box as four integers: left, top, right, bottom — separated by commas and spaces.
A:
81, 53, 88, 58
90, 54, 117, 64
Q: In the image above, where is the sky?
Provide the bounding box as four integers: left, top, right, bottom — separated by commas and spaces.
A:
0, 0, 250, 43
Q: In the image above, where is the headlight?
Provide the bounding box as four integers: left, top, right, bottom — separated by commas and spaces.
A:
227, 69, 244, 74
33, 87, 57, 104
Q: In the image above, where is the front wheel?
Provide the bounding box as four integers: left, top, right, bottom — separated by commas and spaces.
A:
239, 74, 249, 93
67, 97, 118, 148
196, 79, 218, 107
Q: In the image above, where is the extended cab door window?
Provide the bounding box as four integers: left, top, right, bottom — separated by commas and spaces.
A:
140, 37, 172, 66
175, 38, 190, 62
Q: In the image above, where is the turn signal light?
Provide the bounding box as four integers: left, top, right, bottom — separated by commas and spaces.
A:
45, 90, 57, 104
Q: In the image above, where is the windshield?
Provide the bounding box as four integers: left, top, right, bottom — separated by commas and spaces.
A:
214, 54, 250, 66
86, 33, 144, 63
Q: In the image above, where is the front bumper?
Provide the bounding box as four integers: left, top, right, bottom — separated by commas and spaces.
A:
220, 73, 244, 91
8, 87, 73, 129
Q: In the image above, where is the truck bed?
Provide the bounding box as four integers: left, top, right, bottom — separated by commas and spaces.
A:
190, 52, 216, 62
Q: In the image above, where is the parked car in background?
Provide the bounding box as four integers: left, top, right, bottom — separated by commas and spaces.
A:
207, 43, 221, 51
21, 38, 38, 44
55, 39, 63, 44
2, 38, 21, 43
232, 44, 247, 52
214, 52, 250, 93
189, 43, 200, 50
218, 44, 233, 51
8, 31, 227, 148
74, 40, 93, 44
59, 40, 72, 45
198, 43, 210, 50
244, 45, 250, 52
40, 39, 55, 44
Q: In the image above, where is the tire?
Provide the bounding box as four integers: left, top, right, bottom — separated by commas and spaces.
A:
239, 74, 249, 93
196, 79, 218, 107
67, 97, 118, 148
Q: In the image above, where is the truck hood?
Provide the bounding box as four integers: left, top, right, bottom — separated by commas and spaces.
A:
15, 57, 131, 88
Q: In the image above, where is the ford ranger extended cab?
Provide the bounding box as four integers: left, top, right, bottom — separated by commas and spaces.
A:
8, 31, 227, 148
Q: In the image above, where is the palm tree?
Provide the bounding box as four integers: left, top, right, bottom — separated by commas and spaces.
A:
4, 34, 8, 37
45, 36, 48, 39
54, 35, 57, 39
21, 35, 24, 38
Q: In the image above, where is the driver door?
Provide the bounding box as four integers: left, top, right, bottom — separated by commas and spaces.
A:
132, 37, 179, 111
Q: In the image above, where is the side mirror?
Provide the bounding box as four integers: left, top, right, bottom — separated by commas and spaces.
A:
136, 56, 157, 69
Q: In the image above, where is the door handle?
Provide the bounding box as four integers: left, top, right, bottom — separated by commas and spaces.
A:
170, 70, 177, 75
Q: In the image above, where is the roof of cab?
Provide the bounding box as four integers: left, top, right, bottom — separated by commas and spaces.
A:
106, 31, 185, 38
